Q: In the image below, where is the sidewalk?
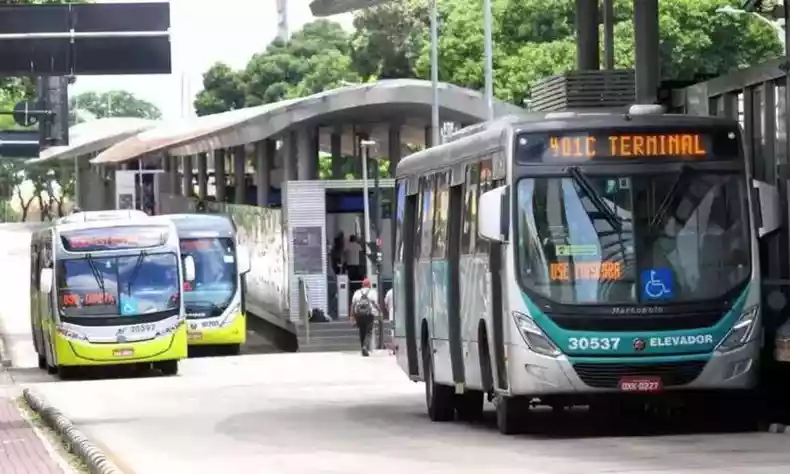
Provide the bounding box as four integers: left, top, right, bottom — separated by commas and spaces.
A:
0, 391, 65, 473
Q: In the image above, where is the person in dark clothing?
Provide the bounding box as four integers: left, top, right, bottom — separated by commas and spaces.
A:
350, 278, 380, 356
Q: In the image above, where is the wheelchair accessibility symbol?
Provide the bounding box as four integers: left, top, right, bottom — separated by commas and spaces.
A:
640, 268, 674, 301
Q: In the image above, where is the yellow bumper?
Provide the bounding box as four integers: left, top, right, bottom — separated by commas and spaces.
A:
187, 313, 246, 346
54, 325, 188, 366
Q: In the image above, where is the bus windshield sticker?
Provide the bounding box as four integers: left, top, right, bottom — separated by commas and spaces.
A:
554, 244, 599, 257
640, 268, 675, 301
61, 227, 167, 252
120, 297, 138, 316
223, 255, 235, 263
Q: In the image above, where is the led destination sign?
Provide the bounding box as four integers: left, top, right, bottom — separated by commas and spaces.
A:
517, 127, 740, 163
549, 133, 707, 159
61, 226, 168, 252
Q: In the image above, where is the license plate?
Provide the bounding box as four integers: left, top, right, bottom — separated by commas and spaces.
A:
112, 348, 134, 357
188, 332, 202, 341
619, 376, 662, 392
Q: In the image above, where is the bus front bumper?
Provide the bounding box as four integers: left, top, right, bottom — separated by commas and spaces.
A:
55, 326, 188, 366
505, 340, 759, 396
186, 313, 246, 346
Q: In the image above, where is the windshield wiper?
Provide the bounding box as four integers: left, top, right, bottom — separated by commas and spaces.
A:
85, 254, 107, 297
567, 166, 623, 233
185, 299, 225, 316
648, 164, 699, 231
126, 252, 147, 296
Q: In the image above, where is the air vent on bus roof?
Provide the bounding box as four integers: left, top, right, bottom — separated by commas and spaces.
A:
627, 104, 666, 115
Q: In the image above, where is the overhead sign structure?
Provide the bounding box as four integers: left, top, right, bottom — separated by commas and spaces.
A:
0, 2, 171, 76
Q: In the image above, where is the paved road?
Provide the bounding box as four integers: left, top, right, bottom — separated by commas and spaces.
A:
3, 225, 790, 474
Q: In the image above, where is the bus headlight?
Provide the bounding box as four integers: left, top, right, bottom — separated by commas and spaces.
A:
716, 305, 759, 353
221, 301, 242, 326
56, 325, 88, 341
513, 312, 561, 357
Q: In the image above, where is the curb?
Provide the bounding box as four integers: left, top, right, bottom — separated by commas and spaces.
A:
767, 423, 790, 434
23, 388, 124, 474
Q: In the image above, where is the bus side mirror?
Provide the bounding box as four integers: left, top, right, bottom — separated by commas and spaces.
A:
40, 268, 53, 294
753, 179, 780, 237
478, 185, 509, 243
237, 249, 251, 275
183, 255, 196, 282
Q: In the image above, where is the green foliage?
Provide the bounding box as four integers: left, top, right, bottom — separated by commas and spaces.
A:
70, 90, 162, 124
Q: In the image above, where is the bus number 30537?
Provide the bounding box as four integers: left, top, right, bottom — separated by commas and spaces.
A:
568, 337, 621, 351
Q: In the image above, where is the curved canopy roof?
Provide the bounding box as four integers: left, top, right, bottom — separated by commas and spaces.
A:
26, 117, 160, 166
91, 79, 527, 165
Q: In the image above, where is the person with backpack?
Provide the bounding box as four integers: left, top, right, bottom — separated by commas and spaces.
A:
350, 278, 380, 357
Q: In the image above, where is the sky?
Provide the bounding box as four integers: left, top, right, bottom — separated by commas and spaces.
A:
71, 0, 354, 120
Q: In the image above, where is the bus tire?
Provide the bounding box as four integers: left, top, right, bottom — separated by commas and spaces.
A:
496, 395, 526, 435
456, 390, 484, 422
225, 344, 241, 356
157, 360, 179, 376
423, 343, 455, 422
58, 366, 79, 381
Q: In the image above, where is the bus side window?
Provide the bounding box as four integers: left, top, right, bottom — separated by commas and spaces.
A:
462, 162, 480, 255
420, 174, 436, 260
432, 171, 450, 259
414, 177, 425, 258
476, 159, 494, 254
394, 180, 406, 264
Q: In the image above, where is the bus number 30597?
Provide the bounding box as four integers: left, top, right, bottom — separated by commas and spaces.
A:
567, 337, 621, 351
129, 323, 156, 334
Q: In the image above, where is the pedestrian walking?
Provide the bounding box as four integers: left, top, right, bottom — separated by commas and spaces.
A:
350, 278, 380, 357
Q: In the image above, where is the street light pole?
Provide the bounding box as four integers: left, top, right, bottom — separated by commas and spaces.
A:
360, 139, 385, 350
360, 139, 374, 281
483, 0, 494, 120
430, 0, 440, 146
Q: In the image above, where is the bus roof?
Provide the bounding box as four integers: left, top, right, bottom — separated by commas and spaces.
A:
396, 112, 739, 179
45, 217, 172, 235
55, 209, 149, 224
153, 214, 235, 238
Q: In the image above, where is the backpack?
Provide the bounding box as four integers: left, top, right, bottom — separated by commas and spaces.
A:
353, 289, 374, 317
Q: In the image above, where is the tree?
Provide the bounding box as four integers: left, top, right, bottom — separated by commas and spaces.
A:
193, 62, 247, 116
352, 0, 783, 106
195, 20, 360, 115
70, 90, 162, 124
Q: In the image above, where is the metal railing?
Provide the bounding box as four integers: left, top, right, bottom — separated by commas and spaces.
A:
298, 278, 311, 344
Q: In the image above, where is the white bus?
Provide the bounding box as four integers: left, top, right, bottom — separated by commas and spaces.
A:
30, 217, 196, 379
392, 106, 779, 434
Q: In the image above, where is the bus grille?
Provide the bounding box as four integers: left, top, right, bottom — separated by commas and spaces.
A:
549, 311, 724, 332
571, 361, 707, 389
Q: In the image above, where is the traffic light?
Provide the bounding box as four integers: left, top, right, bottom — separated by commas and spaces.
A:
36, 76, 70, 148
366, 239, 383, 268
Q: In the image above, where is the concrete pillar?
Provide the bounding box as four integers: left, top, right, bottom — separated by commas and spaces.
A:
575, 0, 600, 70
255, 139, 273, 206
634, 0, 660, 103
214, 149, 226, 201
196, 153, 208, 198
282, 131, 298, 182
182, 155, 193, 197
169, 156, 181, 195
388, 124, 401, 177
296, 127, 318, 180
330, 128, 343, 179
602, 0, 615, 70
233, 145, 246, 204
424, 126, 433, 148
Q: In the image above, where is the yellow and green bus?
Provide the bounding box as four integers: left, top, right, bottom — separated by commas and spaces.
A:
29, 217, 194, 379
157, 214, 251, 355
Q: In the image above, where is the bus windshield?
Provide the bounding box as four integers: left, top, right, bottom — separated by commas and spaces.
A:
516, 171, 751, 305
58, 253, 180, 318
179, 238, 237, 317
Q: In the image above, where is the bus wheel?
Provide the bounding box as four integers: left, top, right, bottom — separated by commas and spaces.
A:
224, 344, 241, 356
58, 366, 80, 381
456, 390, 484, 422
157, 360, 179, 376
423, 346, 455, 422
496, 395, 526, 435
